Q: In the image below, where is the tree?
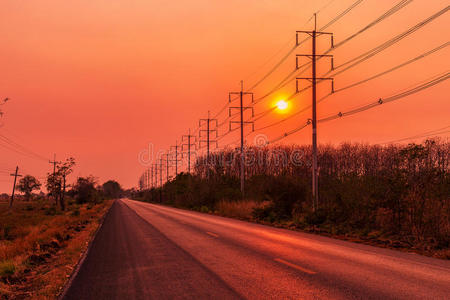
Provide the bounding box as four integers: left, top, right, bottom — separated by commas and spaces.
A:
73, 176, 98, 204
17, 175, 41, 201
58, 157, 75, 211
46, 157, 75, 210
102, 180, 122, 199
46, 173, 62, 205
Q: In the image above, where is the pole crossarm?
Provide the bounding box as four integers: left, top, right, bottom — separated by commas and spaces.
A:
296, 77, 334, 94
229, 120, 255, 132
296, 30, 334, 47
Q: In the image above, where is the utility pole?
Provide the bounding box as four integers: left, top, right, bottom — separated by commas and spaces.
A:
170, 141, 181, 177
143, 170, 147, 190
162, 153, 170, 183
49, 154, 61, 205
150, 166, 153, 189
182, 129, 197, 173
158, 159, 163, 187
296, 14, 334, 211
158, 158, 164, 202
199, 111, 218, 178
49, 154, 60, 177
153, 163, 158, 188
229, 81, 254, 198
9, 166, 22, 209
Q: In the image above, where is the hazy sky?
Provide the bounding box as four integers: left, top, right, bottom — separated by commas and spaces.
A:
0, 0, 449, 192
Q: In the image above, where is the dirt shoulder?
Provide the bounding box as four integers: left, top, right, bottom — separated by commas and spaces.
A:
0, 199, 113, 299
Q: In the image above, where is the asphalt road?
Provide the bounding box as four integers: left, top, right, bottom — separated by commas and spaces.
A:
62, 199, 450, 299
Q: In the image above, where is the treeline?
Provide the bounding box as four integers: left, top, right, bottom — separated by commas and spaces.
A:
5, 157, 123, 211
136, 139, 450, 252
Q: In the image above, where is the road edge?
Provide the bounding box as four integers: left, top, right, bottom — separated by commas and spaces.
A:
57, 199, 116, 300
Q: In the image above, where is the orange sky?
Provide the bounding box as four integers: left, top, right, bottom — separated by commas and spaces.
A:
1, 0, 449, 192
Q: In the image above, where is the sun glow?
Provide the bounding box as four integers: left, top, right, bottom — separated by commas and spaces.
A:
276, 100, 288, 111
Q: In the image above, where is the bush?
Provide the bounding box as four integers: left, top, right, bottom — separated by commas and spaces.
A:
305, 209, 328, 225
73, 176, 99, 204
0, 261, 15, 277
44, 206, 57, 216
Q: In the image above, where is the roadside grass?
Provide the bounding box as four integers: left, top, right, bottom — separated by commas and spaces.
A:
215, 199, 450, 260
0, 199, 112, 299
215, 200, 269, 220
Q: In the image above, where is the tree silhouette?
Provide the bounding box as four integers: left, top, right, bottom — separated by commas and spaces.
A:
17, 175, 41, 201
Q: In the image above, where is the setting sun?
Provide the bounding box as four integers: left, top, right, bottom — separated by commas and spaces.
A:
276, 100, 288, 111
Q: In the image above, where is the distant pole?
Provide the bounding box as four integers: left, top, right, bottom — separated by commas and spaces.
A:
175, 142, 178, 175
159, 159, 163, 202
182, 129, 196, 174
170, 142, 180, 177
151, 166, 153, 189
154, 163, 158, 187
49, 154, 60, 177
207, 111, 210, 169
188, 130, 191, 173
9, 166, 22, 209
159, 159, 163, 187
199, 114, 218, 179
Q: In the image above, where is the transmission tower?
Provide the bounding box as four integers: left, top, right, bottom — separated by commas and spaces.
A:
182, 129, 197, 173
296, 14, 334, 212
199, 111, 218, 177
229, 81, 254, 198
170, 141, 182, 177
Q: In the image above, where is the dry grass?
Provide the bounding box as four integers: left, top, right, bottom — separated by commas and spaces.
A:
0, 199, 112, 299
215, 200, 268, 220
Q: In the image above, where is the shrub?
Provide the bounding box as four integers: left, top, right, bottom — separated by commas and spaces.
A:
0, 261, 15, 277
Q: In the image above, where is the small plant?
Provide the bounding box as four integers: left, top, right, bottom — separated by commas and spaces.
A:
200, 205, 209, 213
0, 261, 16, 277
1, 226, 12, 240
45, 206, 57, 216
71, 209, 80, 217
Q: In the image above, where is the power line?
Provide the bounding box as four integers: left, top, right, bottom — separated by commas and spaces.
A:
252, 42, 449, 131
331, 5, 449, 75
380, 125, 450, 144
251, 0, 414, 106
203, 0, 366, 134
263, 72, 449, 144
247, 0, 365, 93
0, 133, 49, 162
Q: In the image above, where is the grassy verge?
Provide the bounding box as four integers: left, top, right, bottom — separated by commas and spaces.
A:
0, 199, 112, 299
137, 196, 449, 260
213, 200, 450, 259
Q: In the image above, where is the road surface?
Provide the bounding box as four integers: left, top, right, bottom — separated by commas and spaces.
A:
62, 199, 450, 299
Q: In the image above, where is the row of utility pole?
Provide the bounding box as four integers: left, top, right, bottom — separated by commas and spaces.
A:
140, 15, 332, 211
